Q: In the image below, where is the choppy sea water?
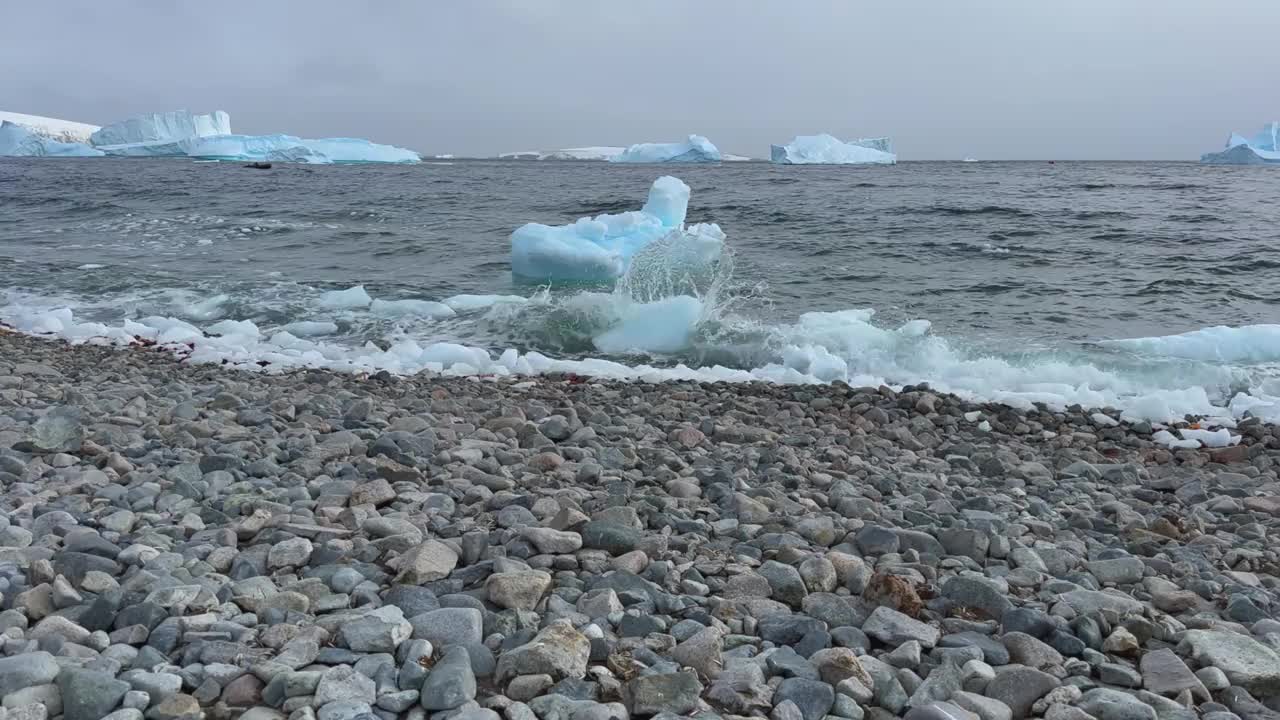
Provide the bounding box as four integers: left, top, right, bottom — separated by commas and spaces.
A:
2, 158, 1279, 424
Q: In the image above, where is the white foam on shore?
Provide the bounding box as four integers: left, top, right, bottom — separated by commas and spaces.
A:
443, 294, 529, 312
2, 296, 1275, 447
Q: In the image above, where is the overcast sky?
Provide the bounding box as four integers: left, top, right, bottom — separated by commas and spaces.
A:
3, 1, 1276, 160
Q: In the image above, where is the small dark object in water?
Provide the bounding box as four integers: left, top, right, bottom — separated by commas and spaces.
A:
244, 162, 272, 170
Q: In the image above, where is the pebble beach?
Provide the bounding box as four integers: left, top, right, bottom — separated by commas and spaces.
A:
3, 330, 1280, 720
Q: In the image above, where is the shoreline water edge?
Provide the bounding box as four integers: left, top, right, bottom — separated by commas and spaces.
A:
2, 327, 1280, 719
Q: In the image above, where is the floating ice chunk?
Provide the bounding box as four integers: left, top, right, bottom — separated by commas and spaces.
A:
592, 296, 704, 354
783, 344, 849, 382
282, 321, 339, 337
511, 176, 724, 283
318, 286, 373, 309
0, 111, 100, 143
1201, 122, 1280, 164
0, 121, 104, 157
1103, 325, 1280, 363
770, 134, 897, 165
541, 146, 626, 161
369, 298, 456, 319
442, 294, 529, 312
90, 110, 230, 147
183, 294, 230, 321
611, 135, 722, 163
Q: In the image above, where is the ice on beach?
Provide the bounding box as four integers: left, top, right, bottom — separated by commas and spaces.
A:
770, 134, 897, 165
1201, 122, 1280, 164
8, 297, 1280, 434
610, 135, 722, 163
510, 175, 725, 283
0, 121, 104, 157
0, 111, 100, 144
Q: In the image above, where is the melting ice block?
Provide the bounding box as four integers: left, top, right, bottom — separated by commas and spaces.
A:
0, 121, 104, 157
610, 135, 722, 163
1201, 122, 1280, 164
510, 176, 724, 283
771, 134, 897, 164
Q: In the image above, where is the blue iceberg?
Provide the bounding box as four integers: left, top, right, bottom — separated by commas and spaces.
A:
89, 109, 420, 164
1201, 122, 1280, 164
290, 137, 421, 164
511, 176, 724, 283
0, 121, 104, 157
183, 134, 418, 164
610, 135, 722, 163
770, 134, 897, 164
91, 110, 231, 151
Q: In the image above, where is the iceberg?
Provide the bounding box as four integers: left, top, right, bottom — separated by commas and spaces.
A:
88, 109, 419, 164
181, 134, 328, 163
0, 121, 104, 157
177, 134, 418, 164
497, 146, 626, 161
1201, 122, 1280, 164
0, 111, 100, 143
510, 175, 724, 283
292, 137, 420, 164
770, 134, 897, 164
541, 146, 626, 161
610, 135, 722, 163
91, 110, 231, 147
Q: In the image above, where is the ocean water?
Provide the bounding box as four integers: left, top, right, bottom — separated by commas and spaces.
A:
3, 158, 1279, 425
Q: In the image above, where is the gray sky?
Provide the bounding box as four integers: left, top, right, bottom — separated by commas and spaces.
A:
3, 1, 1276, 160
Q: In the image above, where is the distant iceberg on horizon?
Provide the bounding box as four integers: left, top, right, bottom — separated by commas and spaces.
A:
770, 133, 896, 165
1200, 122, 1280, 164
497, 146, 626, 161
610, 135, 722, 163
0, 108, 420, 163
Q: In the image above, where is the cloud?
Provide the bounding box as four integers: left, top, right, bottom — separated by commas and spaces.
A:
1, 0, 1276, 159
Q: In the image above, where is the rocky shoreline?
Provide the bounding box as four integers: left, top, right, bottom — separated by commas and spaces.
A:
2, 331, 1280, 720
